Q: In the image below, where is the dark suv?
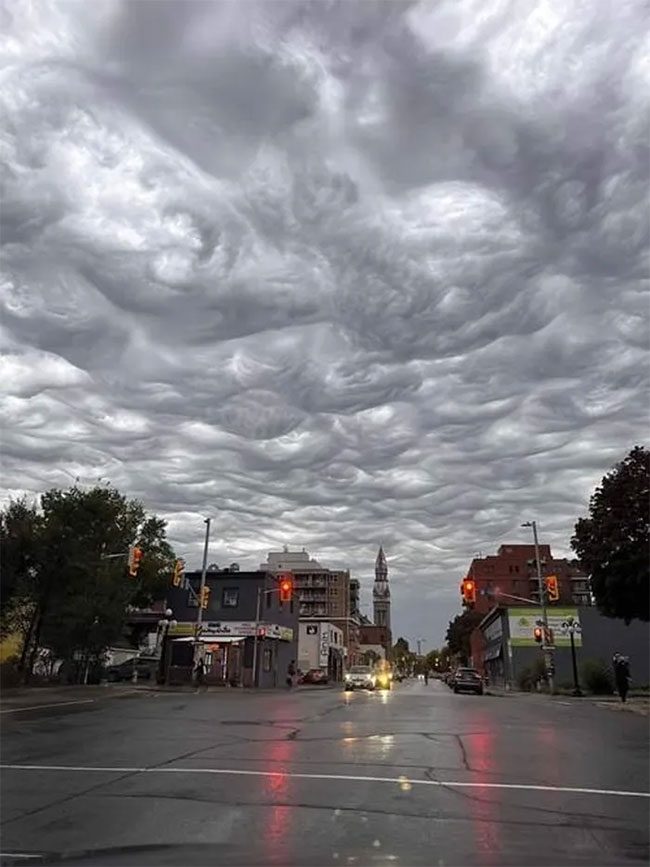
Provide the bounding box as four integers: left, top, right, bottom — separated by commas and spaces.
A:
452, 667, 484, 695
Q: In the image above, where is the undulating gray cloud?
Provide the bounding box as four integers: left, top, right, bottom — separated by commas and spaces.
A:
1, 0, 648, 644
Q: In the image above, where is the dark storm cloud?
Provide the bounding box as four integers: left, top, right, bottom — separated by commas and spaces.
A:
1, 0, 648, 643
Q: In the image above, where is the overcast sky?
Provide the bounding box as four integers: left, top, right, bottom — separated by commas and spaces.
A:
2, 1, 648, 648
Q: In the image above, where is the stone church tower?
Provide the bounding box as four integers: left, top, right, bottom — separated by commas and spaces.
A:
373, 545, 391, 632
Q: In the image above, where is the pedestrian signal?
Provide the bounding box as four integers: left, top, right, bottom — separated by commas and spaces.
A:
533, 626, 543, 644
200, 586, 211, 609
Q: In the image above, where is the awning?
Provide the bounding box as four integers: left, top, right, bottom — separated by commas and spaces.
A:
173, 636, 245, 644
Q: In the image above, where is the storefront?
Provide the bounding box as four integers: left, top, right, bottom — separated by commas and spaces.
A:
162, 620, 296, 687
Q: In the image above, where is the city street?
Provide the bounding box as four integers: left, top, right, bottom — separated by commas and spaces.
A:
1, 679, 648, 866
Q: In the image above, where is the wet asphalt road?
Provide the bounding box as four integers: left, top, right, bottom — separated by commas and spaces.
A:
1, 679, 648, 867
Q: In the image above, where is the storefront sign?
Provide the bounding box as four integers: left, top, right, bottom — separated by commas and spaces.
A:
169, 621, 293, 641
508, 608, 582, 647
167, 622, 196, 637
202, 621, 257, 637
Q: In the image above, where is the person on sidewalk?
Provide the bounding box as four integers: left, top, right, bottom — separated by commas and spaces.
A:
286, 660, 296, 689
613, 653, 631, 703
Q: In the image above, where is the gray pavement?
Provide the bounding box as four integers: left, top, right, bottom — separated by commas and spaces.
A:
1, 679, 648, 866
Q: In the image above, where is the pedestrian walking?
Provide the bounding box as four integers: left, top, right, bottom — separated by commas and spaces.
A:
613, 653, 631, 703
286, 660, 296, 689
194, 654, 206, 689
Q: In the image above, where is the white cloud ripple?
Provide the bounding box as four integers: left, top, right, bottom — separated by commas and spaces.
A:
1, 0, 648, 641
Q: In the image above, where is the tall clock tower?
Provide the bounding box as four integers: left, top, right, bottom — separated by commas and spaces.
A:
373, 545, 391, 632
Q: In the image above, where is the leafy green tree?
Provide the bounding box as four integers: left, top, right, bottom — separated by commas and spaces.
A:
0, 484, 175, 680
571, 446, 649, 624
445, 611, 483, 664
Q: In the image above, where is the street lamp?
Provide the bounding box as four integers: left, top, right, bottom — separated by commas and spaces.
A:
521, 520, 554, 694
156, 608, 177, 685
562, 616, 582, 697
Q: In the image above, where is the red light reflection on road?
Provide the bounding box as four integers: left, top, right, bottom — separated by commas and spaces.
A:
261, 735, 294, 863
464, 724, 502, 864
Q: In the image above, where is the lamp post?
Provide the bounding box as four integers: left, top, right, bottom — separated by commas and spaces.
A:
156, 608, 177, 685
521, 520, 554, 694
562, 616, 582, 697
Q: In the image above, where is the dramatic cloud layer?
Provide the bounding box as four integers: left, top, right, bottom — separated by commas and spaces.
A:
2, 0, 648, 643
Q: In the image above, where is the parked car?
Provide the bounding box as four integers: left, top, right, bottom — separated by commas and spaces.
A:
452, 667, 484, 695
106, 656, 158, 683
301, 668, 329, 685
344, 665, 376, 690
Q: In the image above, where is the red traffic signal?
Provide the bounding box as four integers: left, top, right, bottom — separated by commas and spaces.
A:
533, 626, 543, 644
545, 575, 559, 602
461, 578, 476, 606
279, 576, 293, 603
128, 546, 143, 577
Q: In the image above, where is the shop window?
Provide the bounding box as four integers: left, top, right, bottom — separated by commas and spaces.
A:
222, 588, 239, 608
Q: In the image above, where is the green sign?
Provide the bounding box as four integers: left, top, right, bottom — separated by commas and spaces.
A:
508, 608, 582, 647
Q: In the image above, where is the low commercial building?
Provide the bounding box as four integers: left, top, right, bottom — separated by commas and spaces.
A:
298, 621, 344, 680
358, 624, 391, 660
473, 605, 650, 690
164, 569, 298, 687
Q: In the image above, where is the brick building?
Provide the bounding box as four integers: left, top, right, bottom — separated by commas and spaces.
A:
261, 548, 361, 666
466, 544, 591, 615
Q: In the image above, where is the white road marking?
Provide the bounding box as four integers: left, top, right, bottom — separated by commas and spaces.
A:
0, 763, 647, 800
0, 699, 96, 715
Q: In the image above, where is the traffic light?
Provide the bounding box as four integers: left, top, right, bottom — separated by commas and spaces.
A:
128, 546, 143, 577
461, 578, 476, 606
545, 575, 559, 602
533, 626, 543, 644
200, 586, 211, 609
279, 576, 293, 603
172, 559, 185, 587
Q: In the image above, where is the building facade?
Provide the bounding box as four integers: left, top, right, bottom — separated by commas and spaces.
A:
466, 544, 591, 615
298, 621, 344, 681
164, 570, 298, 688
473, 604, 650, 690
261, 548, 361, 666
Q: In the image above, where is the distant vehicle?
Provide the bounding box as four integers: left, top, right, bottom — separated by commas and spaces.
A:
344, 666, 376, 690
452, 667, 484, 695
301, 668, 329, 685
106, 657, 158, 683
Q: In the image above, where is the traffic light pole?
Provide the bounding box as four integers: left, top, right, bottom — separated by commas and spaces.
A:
523, 520, 554, 694
192, 517, 211, 685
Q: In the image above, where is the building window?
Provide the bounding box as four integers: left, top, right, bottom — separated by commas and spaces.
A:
188, 588, 198, 607
263, 648, 272, 672
266, 592, 272, 609
222, 588, 239, 608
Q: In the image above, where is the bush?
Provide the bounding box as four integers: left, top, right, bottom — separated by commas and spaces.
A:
581, 658, 614, 695
516, 657, 547, 691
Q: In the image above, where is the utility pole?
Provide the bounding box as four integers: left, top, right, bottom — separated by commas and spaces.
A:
522, 520, 554, 693
192, 517, 211, 684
